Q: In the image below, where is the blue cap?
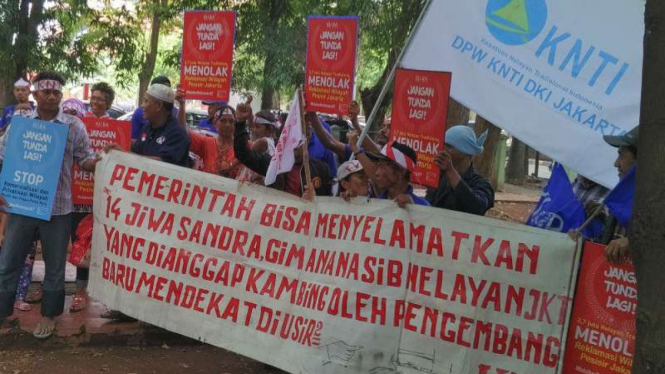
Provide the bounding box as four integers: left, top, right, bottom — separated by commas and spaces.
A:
445, 125, 488, 156
202, 100, 227, 106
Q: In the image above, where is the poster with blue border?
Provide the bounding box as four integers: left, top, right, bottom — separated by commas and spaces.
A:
0, 116, 69, 220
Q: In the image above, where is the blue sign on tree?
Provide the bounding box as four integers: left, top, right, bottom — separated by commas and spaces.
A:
0, 116, 69, 220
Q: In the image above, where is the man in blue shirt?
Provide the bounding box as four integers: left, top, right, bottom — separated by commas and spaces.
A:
198, 100, 226, 133
131, 84, 190, 167
131, 76, 183, 139
1, 78, 34, 131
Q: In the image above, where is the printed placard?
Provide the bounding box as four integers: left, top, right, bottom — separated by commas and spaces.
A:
72, 118, 131, 206
304, 16, 359, 115
181, 11, 236, 101
0, 116, 69, 220
90, 151, 580, 374
390, 69, 452, 188
563, 242, 635, 374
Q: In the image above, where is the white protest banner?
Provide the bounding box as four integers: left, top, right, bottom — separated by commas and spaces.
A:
265, 91, 303, 186
402, 0, 644, 188
90, 151, 580, 374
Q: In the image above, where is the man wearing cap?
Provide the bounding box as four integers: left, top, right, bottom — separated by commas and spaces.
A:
0, 78, 35, 131
602, 126, 638, 263
130, 76, 185, 139
426, 125, 495, 216
0, 71, 100, 338
198, 100, 227, 133
336, 160, 369, 200
131, 84, 190, 167
350, 136, 429, 207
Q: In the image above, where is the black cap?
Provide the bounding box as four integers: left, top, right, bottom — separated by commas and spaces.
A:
604, 126, 638, 148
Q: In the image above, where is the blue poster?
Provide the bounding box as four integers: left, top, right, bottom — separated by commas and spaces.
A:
0, 116, 69, 220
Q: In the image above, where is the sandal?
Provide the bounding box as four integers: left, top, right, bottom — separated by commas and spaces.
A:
69, 294, 87, 313
33, 319, 56, 339
14, 301, 32, 312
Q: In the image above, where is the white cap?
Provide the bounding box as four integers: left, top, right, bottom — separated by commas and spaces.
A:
146, 84, 175, 103
14, 78, 30, 88
337, 160, 364, 181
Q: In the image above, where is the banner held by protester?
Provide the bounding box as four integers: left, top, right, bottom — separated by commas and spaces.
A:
401, 0, 644, 188
90, 151, 581, 374
304, 16, 359, 116
73, 117, 131, 205
563, 242, 635, 374
0, 116, 69, 220
181, 11, 236, 101
390, 68, 452, 188
265, 91, 304, 186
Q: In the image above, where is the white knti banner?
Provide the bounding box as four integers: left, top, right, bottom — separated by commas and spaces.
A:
90, 151, 580, 374
402, 0, 644, 188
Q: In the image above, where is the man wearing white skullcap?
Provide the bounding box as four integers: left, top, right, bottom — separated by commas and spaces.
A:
425, 125, 495, 215
0, 78, 35, 131
130, 84, 190, 167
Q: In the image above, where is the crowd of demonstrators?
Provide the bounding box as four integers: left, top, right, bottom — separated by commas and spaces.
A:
602, 126, 638, 263
426, 125, 495, 215
233, 101, 332, 199
0, 71, 102, 338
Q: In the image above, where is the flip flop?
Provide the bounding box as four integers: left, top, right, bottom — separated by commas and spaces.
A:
33, 320, 56, 339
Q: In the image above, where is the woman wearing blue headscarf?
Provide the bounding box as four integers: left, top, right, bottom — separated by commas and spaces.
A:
425, 125, 495, 215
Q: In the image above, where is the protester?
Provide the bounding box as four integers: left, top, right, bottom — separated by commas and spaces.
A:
0, 78, 34, 131
425, 125, 494, 215
336, 160, 369, 200
130, 76, 185, 139
0, 71, 101, 338
349, 132, 428, 207
131, 84, 190, 167
602, 126, 638, 263
234, 102, 332, 198
306, 111, 351, 161
237, 109, 280, 184
197, 100, 227, 133
66, 100, 98, 313
188, 105, 244, 178
86, 82, 115, 118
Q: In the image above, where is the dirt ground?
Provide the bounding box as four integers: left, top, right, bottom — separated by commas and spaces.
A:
486, 201, 536, 224
0, 345, 285, 374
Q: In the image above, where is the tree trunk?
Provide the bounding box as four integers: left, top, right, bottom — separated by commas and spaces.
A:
260, 0, 287, 110
506, 137, 527, 185
631, 1, 665, 373
137, 0, 164, 105
473, 117, 502, 188
446, 98, 469, 129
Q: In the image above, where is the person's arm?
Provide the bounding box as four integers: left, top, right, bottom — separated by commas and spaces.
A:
347, 130, 378, 186
175, 87, 187, 127
305, 112, 347, 159
234, 121, 270, 175
434, 151, 494, 215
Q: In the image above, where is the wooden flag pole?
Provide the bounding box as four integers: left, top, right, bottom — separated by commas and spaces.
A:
298, 87, 313, 189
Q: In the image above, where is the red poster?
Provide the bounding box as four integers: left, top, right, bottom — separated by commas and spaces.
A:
390, 69, 451, 188
304, 16, 358, 115
563, 242, 635, 374
181, 11, 236, 101
72, 118, 132, 206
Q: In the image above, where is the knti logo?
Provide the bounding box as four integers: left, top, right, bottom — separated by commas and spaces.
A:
486, 0, 548, 46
